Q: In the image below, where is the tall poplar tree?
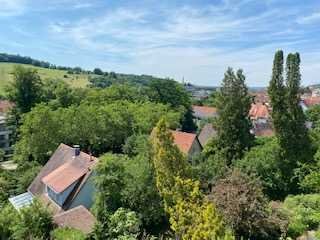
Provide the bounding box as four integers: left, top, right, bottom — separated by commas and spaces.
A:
268, 50, 290, 150
215, 68, 253, 165
268, 51, 312, 194
285, 53, 311, 163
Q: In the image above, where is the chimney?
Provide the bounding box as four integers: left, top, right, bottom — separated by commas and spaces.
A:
73, 145, 80, 157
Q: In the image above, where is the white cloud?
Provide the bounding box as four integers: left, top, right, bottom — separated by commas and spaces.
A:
0, 0, 27, 17
297, 12, 320, 24
72, 3, 93, 9
47, 2, 319, 86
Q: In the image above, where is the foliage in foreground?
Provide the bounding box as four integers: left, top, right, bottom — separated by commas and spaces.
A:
282, 194, 320, 238
151, 119, 233, 240
0, 200, 53, 240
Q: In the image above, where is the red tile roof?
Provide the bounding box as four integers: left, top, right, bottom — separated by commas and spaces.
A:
171, 130, 197, 154
302, 97, 320, 107
192, 105, 217, 118
251, 92, 269, 104
29, 144, 98, 208
42, 162, 88, 193
53, 205, 96, 234
249, 103, 270, 120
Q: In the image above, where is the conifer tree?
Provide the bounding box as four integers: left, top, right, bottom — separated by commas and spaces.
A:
150, 118, 189, 204
285, 53, 311, 163
268, 51, 312, 194
268, 50, 291, 152
215, 68, 253, 164
151, 119, 234, 240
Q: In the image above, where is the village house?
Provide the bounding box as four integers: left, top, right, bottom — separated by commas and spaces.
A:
249, 102, 274, 137
198, 123, 217, 147
171, 130, 202, 158
300, 96, 320, 111
9, 144, 97, 234
192, 105, 218, 120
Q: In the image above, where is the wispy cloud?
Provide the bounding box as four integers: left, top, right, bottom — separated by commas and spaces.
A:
1, 0, 320, 86
0, 0, 27, 17
297, 12, 320, 24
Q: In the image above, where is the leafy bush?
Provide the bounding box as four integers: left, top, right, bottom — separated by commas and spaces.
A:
282, 194, 320, 238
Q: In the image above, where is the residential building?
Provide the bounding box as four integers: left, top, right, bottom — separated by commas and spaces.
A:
249, 102, 270, 126
300, 96, 320, 111
249, 102, 274, 137
171, 130, 202, 158
192, 105, 218, 120
198, 123, 217, 147
9, 144, 98, 234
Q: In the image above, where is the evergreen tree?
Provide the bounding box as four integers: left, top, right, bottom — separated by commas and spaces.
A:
150, 118, 189, 205
215, 68, 253, 164
268, 51, 312, 194
151, 119, 234, 240
285, 53, 311, 163
268, 51, 289, 149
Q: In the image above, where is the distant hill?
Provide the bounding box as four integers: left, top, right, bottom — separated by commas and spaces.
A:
0, 53, 173, 95
0, 62, 92, 95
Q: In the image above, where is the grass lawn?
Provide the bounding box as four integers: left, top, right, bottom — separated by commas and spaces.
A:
0, 63, 92, 95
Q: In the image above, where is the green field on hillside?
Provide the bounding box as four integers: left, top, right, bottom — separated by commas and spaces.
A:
0, 63, 92, 95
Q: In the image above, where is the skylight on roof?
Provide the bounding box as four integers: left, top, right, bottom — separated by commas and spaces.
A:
9, 192, 34, 210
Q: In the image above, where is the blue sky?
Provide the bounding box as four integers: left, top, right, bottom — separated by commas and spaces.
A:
0, 0, 320, 86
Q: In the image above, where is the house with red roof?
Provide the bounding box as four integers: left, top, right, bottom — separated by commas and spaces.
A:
9, 144, 97, 234
300, 96, 320, 111
171, 130, 202, 158
192, 105, 218, 120
198, 123, 217, 147
249, 103, 274, 137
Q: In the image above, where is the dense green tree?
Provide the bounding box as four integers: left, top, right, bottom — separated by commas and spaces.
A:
268, 51, 313, 194
150, 118, 189, 205
168, 177, 233, 240
6, 66, 43, 113
94, 154, 126, 223
285, 53, 312, 164
107, 208, 141, 240
84, 84, 148, 104
11, 199, 54, 240
192, 140, 229, 188
151, 119, 233, 240
215, 68, 253, 164
211, 169, 283, 240
14, 101, 181, 165
93, 68, 104, 75
236, 137, 287, 199
282, 194, 320, 238
0, 204, 17, 239
300, 149, 320, 193
148, 79, 197, 132
268, 51, 288, 147
122, 152, 166, 230
42, 79, 76, 108
94, 148, 165, 236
